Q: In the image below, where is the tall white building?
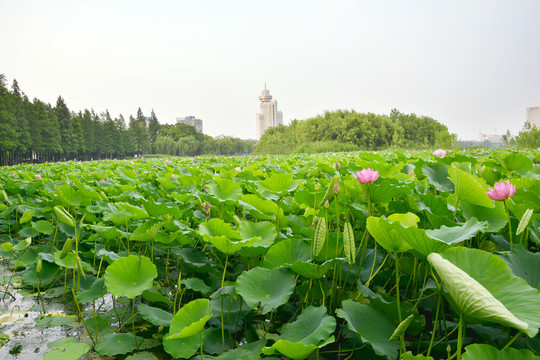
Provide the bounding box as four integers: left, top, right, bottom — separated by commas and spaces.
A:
527, 106, 540, 128
256, 85, 283, 139
176, 116, 203, 133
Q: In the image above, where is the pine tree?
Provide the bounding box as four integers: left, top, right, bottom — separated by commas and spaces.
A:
55, 96, 74, 158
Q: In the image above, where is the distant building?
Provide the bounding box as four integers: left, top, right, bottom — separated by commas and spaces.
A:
176, 116, 203, 133
476, 133, 502, 142
256, 85, 283, 140
527, 106, 540, 128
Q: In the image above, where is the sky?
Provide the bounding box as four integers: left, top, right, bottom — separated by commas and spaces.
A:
1, 0, 539, 141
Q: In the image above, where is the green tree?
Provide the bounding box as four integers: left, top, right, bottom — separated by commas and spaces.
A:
148, 109, 160, 153
55, 96, 75, 158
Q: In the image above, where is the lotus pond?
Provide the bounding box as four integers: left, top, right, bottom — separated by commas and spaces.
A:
0, 149, 539, 360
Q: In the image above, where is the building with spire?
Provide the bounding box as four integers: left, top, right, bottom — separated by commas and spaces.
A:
256, 84, 283, 139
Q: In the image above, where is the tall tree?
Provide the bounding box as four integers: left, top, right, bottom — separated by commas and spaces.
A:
55, 96, 74, 157
148, 109, 160, 153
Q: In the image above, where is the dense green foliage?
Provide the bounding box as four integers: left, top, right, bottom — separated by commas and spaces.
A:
256, 109, 457, 154
0, 74, 254, 165
1, 149, 539, 359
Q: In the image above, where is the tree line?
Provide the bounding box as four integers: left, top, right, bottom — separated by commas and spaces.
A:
255, 109, 457, 154
0, 74, 254, 166
502, 122, 540, 149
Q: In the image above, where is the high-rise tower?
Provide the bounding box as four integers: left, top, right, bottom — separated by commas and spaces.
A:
256, 84, 283, 139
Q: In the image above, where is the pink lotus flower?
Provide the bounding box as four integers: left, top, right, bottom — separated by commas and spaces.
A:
35, 174, 42, 179
234, 167, 241, 172
486, 180, 515, 201
100, 179, 106, 182
356, 168, 379, 184
433, 149, 447, 158
171, 174, 176, 178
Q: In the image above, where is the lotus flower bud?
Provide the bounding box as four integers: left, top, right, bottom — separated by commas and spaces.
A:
333, 182, 340, 195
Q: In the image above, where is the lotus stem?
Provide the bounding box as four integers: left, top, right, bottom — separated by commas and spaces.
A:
200, 331, 204, 360
502, 331, 521, 350
132, 298, 140, 351
71, 288, 95, 346
456, 316, 464, 360
503, 200, 513, 249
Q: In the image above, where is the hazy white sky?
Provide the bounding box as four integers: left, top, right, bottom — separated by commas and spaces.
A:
2, 0, 539, 140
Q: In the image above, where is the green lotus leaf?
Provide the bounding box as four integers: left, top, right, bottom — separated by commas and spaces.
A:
208, 177, 243, 202
262, 340, 318, 360
88, 225, 125, 240
182, 277, 211, 294
21, 260, 59, 287
163, 333, 200, 359
43, 341, 91, 360
336, 299, 399, 360
125, 352, 160, 360
258, 173, 299, 197
428, 247, 540, 337
422, 163, 454, 192
237, 220, 277, 244
141, 198, 181, 218
166, 298, 212, 339
499, 246, 540, 290
262, 238, 311, 269
289, 258, 342, 279
280, 306, 336, 345
425, 218, 487, 244
366, 215, 416, 253
137, 303, 173, 327
500, 153, 533, 173
236, 267, 296, 314
35, 313, 77, 328
367, 178, 411, 203
199, 218, 241, 239
104, 255, 157, 299
401, 352, 435, 360
461, 201, 507, 233
448, 167, 493, 208
214, 339, 266, 359
239, 194, 278, 220
57, 184, 82, 207
32, 220, 55, 235
19, 209, 35, 224
462, 343, 538, 360
95, 333, 142, 356
76, 277, 106, 304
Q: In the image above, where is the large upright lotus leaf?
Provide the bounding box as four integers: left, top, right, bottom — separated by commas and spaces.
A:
88, 225, 125, 240
238, 220, 277, 244
57, 184, 82, 207
366, 214, 416, 253
32, 220, 55, 235
104, 255, 157, 299
290, 258, 343, 279
137, 303, 173, 327
199, 218, 241, 239
262, 340, 319, 360
422, 163, 454, 192
239, 194, 277, 220
501, 153, 533, 173
281, 306, 336, 345
428, 247, 540, 337
336, 299, 399, 360
208, 177, 243, 202
258, 173, 299, 197
425, 218, 487, 244
367, 178, 411, 203
236, 267, 296, 314
237, 221, 278, 257
461, 201, 507, 233
448, 167, 494, 208
262, 238, 311, 269
499, 246, 540, 290
262, 306, 336, 359
142, 199, 181, 218
462, 343, 538, 360
166, 298, 212, 339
